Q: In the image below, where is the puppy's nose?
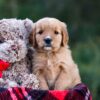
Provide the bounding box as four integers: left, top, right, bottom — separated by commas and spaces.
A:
44, 37, 52, 44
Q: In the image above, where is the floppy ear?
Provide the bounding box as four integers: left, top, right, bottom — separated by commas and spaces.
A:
24, 18, 33, 34
29, 24, 37, 48
61, 22, 69, 46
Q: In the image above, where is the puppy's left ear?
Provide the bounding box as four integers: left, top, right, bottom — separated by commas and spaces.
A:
29, 24, 37, 48
24, 18, 33, 33
23, 18, 34, 41
61, 22, 69, 46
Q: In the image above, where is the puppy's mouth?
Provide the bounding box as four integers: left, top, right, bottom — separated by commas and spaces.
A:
44, 44, 52, 51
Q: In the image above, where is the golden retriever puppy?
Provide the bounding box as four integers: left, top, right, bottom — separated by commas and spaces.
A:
29, 17, 81, 90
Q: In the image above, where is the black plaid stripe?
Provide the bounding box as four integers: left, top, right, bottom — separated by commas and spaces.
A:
0, 88, 12, 100
28, 89, 48, 100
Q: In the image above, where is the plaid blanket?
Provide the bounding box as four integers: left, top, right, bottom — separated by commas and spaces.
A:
0, 83, 92, 100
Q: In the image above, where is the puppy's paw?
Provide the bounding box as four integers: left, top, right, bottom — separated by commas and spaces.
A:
21, 74, 39, 89
0, 78, 18, 88
6, 79, 18, 88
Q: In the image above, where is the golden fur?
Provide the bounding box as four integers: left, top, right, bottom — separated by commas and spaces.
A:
29, 17, 81, 90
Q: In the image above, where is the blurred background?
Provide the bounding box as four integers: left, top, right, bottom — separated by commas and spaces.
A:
0, 0, 100, 99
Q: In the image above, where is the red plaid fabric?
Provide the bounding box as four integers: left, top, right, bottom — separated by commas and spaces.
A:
0, 83, 92, 100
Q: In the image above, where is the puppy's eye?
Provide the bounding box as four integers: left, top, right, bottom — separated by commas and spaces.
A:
0, 36, 4, 44
38, 30, 43, 35
55, 31, 59, 35
0, 40, 4, 44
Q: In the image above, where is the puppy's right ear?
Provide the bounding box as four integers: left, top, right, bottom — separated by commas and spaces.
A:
29, 24, 36, 47
61, 22, 69, 46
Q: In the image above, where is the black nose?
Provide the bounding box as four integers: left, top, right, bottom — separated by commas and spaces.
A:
44, 38, 52, 44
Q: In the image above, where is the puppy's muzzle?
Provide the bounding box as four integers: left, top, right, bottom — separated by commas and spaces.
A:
44, 36, 52, 47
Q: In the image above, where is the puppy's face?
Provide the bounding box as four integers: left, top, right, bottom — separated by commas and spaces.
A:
30, 18, 69, 52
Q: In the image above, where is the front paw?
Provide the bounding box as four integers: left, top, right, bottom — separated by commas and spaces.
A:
21, 74, 39, 89
6, 79, 18, 88
0, 78, 18, 88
